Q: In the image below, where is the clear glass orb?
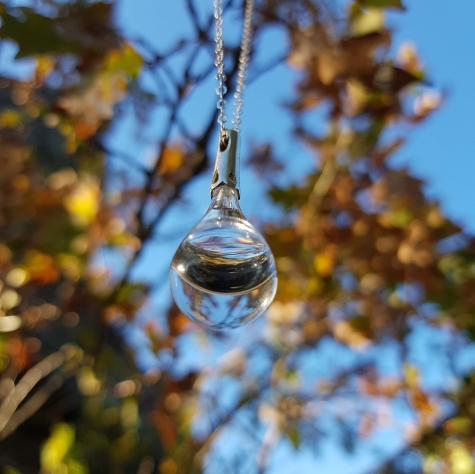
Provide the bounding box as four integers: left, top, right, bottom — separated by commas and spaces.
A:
170, 185, 277, 330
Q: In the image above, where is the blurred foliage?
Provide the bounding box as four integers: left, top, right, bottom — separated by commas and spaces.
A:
0, 0, 473, 473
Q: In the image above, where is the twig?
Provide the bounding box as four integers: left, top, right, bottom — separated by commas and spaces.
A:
0, 374, 64, 441
247, 54, 287, 84
92, 138, 148, 174
185, 0, 202, 36
0, 350, 64, 434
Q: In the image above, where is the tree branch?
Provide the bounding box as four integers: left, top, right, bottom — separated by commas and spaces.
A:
0, 350, 65, 436
0, 374, 64, 441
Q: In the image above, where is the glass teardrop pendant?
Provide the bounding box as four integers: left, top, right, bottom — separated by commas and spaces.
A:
169, 131, 277, 329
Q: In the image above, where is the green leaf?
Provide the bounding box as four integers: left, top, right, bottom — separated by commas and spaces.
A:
105, 44, 143, 79
348, 315, 373, 337
287, 427, 301, 449
445, 417, 473, 435
268, 185, 304, 209
428, 284, 457, 311
359, 0, 405, 9
0, 8, 82, 57
0, 3, 117, 58
385, 208, 414, 228
268, 174, 317, 209
116, 282, 149, 304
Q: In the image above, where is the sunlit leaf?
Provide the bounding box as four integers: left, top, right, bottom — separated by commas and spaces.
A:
41, 423, 87, 474
158, 146, 185, 174
350, 8, 385, 36
63, 176, 100, 226
287, 426, 301, 449
105, 44, 143, 79
450, 443, 475, 474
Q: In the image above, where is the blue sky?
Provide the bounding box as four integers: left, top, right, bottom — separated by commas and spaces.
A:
390, 0, 475, 232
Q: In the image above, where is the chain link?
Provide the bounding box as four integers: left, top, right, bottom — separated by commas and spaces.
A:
214, 0, 228, 133
214, 0, 254, 136
232, 0, 254, 132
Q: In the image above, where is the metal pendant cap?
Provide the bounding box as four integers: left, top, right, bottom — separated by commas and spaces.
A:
210, 129, 241, 199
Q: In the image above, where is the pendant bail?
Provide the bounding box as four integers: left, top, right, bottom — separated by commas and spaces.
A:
210, 128, 241, 199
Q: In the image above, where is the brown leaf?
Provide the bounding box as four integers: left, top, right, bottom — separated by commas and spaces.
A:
372, 63, 422, 93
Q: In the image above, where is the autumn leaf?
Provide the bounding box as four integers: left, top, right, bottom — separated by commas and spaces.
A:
63, 175, 100, 226
105, 44, 143, 79
314, 245, 337, 277
23, 250, 59, 285
350, 8, 385, 37
158, 146, 185, 174
334, 320, 371, 348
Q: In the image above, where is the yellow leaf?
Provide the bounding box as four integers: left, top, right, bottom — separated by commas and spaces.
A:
397, 42, 421, 74
403, 364, 419, 387
121, 398, 139, 429
266, 301, 303, 325
334, 320, 370, 348
314, 251, 334, 277
63, 175, 100, 226
444, 417, 474, 435
346, 79, 369, 115
77, 367, 101, 396
41, 423, 75, 471
57, 254, 81, 280
41, 423, 87, 474
0, 110, 22, 128
24, 250, 59, 285
5, 267, 30, 288
0, 316, 22, 333
450, 443, 475, 474
158, 146, 185, 174
0, 289, 21, 310
160, 459, 178, 474
105, 43, 143, 79
380, 208, 413, 228
351, 8, 385, 36
426, 207, 445, 228
307, 277, 324, 295
35, 55, 54, 81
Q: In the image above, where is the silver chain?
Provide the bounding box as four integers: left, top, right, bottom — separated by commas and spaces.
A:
214, 0, 254, 136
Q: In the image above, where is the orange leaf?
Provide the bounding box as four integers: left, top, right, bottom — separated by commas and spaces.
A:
158, 146, 185, 174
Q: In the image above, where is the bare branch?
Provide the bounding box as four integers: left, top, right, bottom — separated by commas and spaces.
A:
0, 351, 64, 435
0, 374, 64, 441
185, 0, 202, 36
247, 54, 287, 84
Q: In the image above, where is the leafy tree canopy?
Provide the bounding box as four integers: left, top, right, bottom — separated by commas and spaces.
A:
0, 1, 473, 473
